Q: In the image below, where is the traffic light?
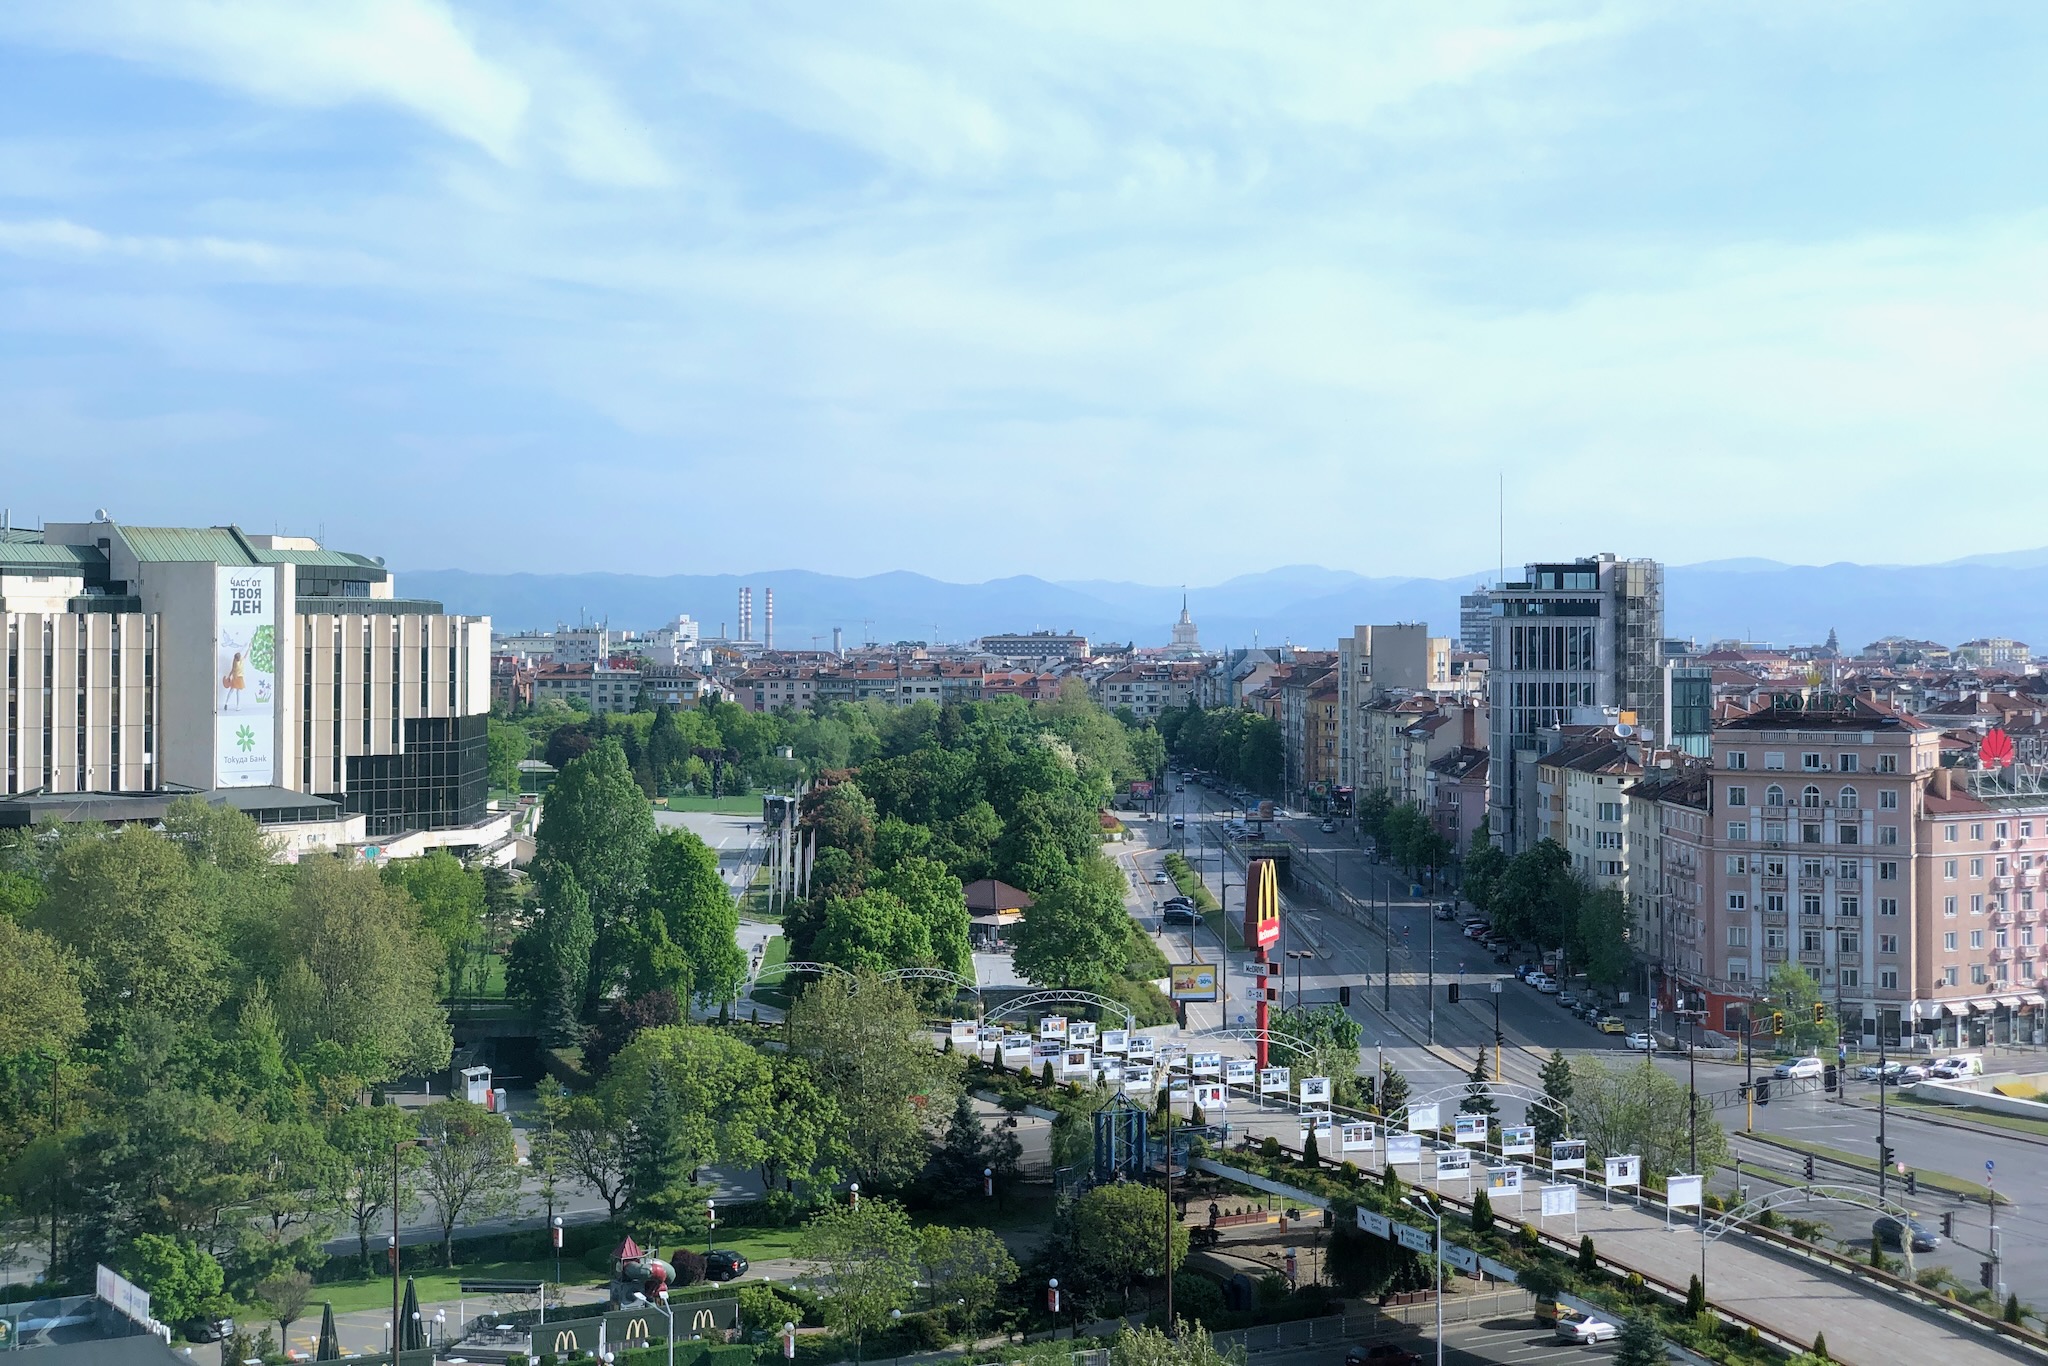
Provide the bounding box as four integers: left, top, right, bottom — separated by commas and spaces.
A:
1448, 982, 1462, 1003
1756, 1078, 1772, 1104
1881, 1145, 1896, 1169
1942, 1211, 1955, 1239
1339, 985, 1351, 1006
1770, 1010, 1785, 1034
1906, 1171, 1918, 1196
1813, 1002, 1827, 1024
1738, 1081, 1750, 1100
1824, 1064, 1838, 1093
1982, 1262, 1997, 1290
1803, 1155, 1815, 1181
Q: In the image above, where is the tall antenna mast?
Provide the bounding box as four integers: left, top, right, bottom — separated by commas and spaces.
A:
1497, 471, 1505, 588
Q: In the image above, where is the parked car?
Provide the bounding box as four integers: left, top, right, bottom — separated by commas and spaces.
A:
1929, 1054, 1984, 1079
1535, 979, 1561, 994
1345, 1346, 1420, 1366
1856, 1061, 1894, 1082
1162, 905, 1201, 926
1774, 1056, 1824, 1080
1556, 992, 1578, 1008
1871, 1215, 1940, 1253
704, 1249, 750, 1281
1555, 1317, 1620, 1345
1432, 903, 1458, 921
1596, 1016, 1625, 1034
1623, 1032, 1655, 1052
1321, 819, 1337, 833
179, 1318, 236, 1344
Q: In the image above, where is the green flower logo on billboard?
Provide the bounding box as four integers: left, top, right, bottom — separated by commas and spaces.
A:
249, 624, 276, 673
235, 724, 256, 754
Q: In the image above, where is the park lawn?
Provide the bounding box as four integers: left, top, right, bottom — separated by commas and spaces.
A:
302, 1261, 589, 1316
1744, 1131, 2005, 1204
655, 796, 762, 814
1881, 1091, 2048, 1139
750, 935, 791, 1009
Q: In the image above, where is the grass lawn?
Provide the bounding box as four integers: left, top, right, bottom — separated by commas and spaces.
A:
1881, 1091, 2048, 1139
740, 862, 777, 922
305, 1261, 593, 1315
1743, 1131, 2005, 1204
655, 795, 762, 814
751, 935, 792, 1009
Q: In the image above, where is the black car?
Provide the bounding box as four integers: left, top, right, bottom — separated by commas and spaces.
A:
1871, 1216, 1939, 1253
179, 1317, 236, 1344
1345, 1345, 1419, 1366
704, 1249, 750, 1281
1162, 905, 1201, 926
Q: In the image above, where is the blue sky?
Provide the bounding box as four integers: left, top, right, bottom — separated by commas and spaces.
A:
4, 3, 2046, 580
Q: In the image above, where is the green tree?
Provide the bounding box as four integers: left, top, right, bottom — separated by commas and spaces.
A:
255, 1269, 313, 1347
379, 849, 487, 995
533, 739, 655, 1010
121, 1233, 227, 1325
1534, 1049, 1574, 1149
925, 1092, 1019, 1204
1111, 1322, 1242, 1366
487, 717, 529, 792
1614, 1315, 1663, 1366
744, 1053, 849, 1200
1764, 961, 1839, 1052
0, 916, 87, 1057
35, 823, 226, 1029
643, 828, 749, 1007
914, 1223, 1017, 1320
325, 1105, 424, 1271
600, 1025, 774, 1180
1014, 861, 1129, 989
1375, 1062, 1410, 1121
1269, 1004, 1364, 1102
1470, 1187, 1495, 1234
873, 856, 973, 977
1568, 1056, 1730, 1178
795, 1199, 919, 1360
533, 1090, 633, 1217
1461, 1053, 1497, 1117
813, 889, 932, 973
1494, 840, 1579, 954
1070, 1182, 1188, 1309
1573, 886, 1634, 991
785, 972, 959, 1187
1462, 822, 1507, 915
414, 1101, 522, 1265
272, 855, 453, 1087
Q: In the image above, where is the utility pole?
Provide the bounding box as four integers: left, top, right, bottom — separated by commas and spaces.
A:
1744, 1017, 1755, 1134
1426, 884, 1436, 1046
1163, 1099, 1176, 1336
1876, 1018, 1888, 1206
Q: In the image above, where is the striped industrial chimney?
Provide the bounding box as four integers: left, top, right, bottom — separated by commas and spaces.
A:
765, 587, 775, 649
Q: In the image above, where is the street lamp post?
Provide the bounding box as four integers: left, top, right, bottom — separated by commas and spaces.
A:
849, 1182, 860, 1209
1405, 1194, 1445, 1366
707, 1199, 717, 1254
552, 1215, 564, 1290
638, 1290, 676, 1366
1490, 981, 1503, 1081
1286, 950, 1313, 1011
392, 1136, 434, 1366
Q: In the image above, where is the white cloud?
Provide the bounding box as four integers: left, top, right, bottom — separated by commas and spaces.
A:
0, 216, 297, 270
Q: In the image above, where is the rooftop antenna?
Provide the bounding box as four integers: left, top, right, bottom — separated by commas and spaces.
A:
1497, 471, 1505, 588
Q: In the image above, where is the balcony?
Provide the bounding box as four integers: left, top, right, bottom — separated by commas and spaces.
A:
1762, 876, 1788, 893
1993, 875, 2013, 891
2020, 945, 2040, 961
1990, 947, 2014, 963
1798, 876, 1827, 893
1993, 910, 2014, 927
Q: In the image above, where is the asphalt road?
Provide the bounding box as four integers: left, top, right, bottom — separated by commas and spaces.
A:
1131, 776, 2046, 1305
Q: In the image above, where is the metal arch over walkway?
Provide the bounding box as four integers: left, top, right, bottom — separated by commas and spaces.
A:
1192, 1025, 1323, 1063
750, 959, 854, 984
1705, 1183, 1919, 1244
880, 966, 979, 994
983, 989, 1137, 1033
1402, 1081, 1570, 1127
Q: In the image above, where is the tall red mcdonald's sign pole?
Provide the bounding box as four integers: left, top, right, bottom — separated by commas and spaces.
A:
1243, 858, 1281, 1068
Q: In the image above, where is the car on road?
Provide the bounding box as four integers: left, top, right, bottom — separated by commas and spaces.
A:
1175, 784, 1185, 792
1623, 1032, 1655, 1052
1929, 1054, 1984, 1079
1774, 1056, 1824, 1080
1871, 1215, 1940, 1253
1321, 819, 1337, 833
1432, 903, 1458, 921
179, 1318, 236, 1344
1344, 1345, 1420, 1366
1596, 1015, 1625, 1034
705, 1249, 750, 1281
1162, 905, 1201, 926
1152, 870, 1171, 884
1856, 1061, 1895, 1082
1555, 1317, 1620, 1345
1516, 962, 1539, 980
1171, 817, 1185, 830
1890, 1064, 1929, 1084
1556, 991, 1577, 1008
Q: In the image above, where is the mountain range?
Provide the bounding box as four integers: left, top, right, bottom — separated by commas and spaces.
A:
401, 553, 2048, 656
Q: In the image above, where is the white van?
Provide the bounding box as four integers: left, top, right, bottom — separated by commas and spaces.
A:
1928, 1053, 1984, 1079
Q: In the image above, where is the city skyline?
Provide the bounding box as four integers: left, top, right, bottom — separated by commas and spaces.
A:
7, 5, 2048, 577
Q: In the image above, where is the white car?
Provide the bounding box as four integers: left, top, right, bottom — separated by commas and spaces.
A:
1534, 978, 1561, 995
1623, 1032, 1655, 1052
1555, 1317, 1620, 1345
1152, 870, 1170, 885
1774, 1056, 1824, 1080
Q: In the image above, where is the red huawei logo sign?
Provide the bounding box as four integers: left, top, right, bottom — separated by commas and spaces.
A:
1981, 728, 2016, 768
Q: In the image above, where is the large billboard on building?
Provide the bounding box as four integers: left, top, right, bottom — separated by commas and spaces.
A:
1243, 857, 1280, 950
215, 565, 276, 787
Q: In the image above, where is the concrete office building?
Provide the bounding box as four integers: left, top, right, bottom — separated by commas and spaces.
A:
1, 517, 491, 840
1458, 590, 1493, 655
1487, 554, 1664, 854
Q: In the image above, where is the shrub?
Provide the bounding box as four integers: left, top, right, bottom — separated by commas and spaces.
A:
1260, 1136, 1283, 1160
1339, 1161, 1360, 1182
1041, 1062, 1056, 1086
1811, 1331, 1828, 1360
1577, 1235, 1597, 1272
669, 1249, 706, 1285
1469, 1188, 1494, 1234
1685, 1274, 1706, 1318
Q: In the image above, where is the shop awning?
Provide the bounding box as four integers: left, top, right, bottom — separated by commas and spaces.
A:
1998, 994, 2028, 1009
1940, 1001, 1967, 1016
1969, 999, 1998, 1012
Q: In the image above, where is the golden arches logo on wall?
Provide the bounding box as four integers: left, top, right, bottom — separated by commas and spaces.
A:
622, 1318, 651, 1342
691, 1310, 718, 1333
553, 1332, 579, 1354
1243, 857, 1280, 950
